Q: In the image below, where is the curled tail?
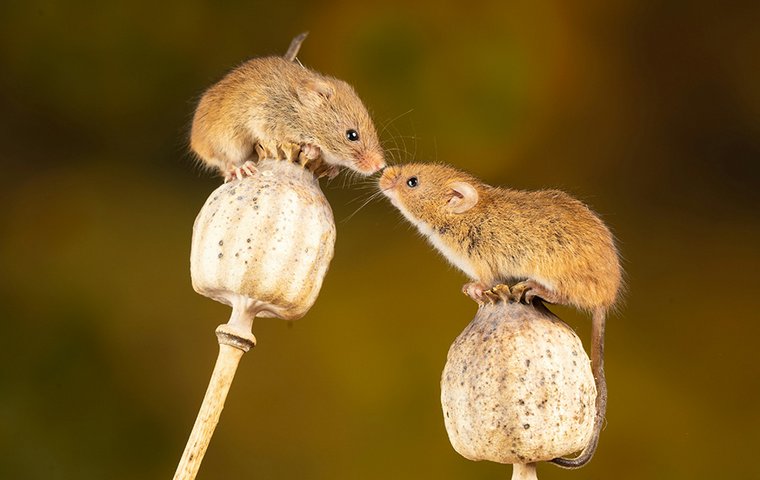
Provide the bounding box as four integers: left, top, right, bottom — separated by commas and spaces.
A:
551, 307, 607, 469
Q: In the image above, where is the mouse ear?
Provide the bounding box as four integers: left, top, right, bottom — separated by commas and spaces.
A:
446, 181, 479, 213
297, 78, 335, 107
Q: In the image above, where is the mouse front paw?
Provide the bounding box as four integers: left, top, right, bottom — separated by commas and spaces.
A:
225, 161, 258, 182
301, 143, 321, 161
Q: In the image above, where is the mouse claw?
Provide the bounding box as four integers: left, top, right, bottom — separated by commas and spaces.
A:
509, 282, 531, 305
254, 143, 265, 160
482, 289, 500, 305
465, 282, 523, 305
510, 280, 560, 306
255, 142, 277, 161
225, 161, 258, 182
487, 284, 515, 303
279, 142, 302, 163
241, 161, 257, 177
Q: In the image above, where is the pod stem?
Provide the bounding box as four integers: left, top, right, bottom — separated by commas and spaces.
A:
173, 320, 256, 480
511, 463, 538, 480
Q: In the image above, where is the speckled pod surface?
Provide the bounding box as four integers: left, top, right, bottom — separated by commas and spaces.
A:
190, 159, 336, 320
441, 301, 595, 464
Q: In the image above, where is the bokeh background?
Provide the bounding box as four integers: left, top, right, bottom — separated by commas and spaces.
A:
1, 1, 758, 479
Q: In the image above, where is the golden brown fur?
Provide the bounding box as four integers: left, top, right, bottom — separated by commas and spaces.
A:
379, 163, 621, 308
191, 56, 384, 177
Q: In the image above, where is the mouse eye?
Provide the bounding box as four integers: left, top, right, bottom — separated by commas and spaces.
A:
346, 129, 360, 142
406, 176, 419, 188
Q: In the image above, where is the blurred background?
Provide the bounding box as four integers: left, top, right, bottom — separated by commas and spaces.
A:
1, 1, 758, 479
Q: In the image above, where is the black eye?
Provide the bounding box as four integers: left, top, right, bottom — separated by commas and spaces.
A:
346, 129, 359, 141
406, 176, 419, 188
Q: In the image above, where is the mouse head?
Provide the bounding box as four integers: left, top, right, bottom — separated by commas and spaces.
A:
379, 163, 482, 228
296, 75, 385, 175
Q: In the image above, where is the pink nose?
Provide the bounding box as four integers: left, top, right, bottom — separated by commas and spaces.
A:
378, 166, 399, 190
360, 151, 386, 174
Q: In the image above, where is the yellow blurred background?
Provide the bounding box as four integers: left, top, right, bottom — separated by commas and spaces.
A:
1, 1, 758, 479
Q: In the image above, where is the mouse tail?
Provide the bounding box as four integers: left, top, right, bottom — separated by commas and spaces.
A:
284, 32, 309, 62
550, 307, 607, 469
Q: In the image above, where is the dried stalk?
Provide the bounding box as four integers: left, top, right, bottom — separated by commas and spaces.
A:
173, 321, 256, 480
511, 463, 538, 480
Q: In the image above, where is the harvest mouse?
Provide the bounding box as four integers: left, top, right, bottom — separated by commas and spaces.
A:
379, 163, 623, 469
190, 32, 385, 181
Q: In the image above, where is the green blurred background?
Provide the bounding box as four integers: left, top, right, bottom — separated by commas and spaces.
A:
1, 1, 758, 479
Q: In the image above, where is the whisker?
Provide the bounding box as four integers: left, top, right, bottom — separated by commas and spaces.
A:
383, 125, 405, 165
345, 187, 381, 205
382, 131, 400, 165
379, 108, 415, 136
342, 189, 386, 223
378, 109, 418, 166
381, 134, 419, 143
399, 123, 410, 163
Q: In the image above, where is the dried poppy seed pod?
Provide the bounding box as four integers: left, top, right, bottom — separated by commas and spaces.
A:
190, 158, 336, 323
175, 157, 336, 480
441, 294, 596, 480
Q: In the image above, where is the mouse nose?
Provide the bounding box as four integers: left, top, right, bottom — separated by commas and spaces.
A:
359, 150, 385, 174
378, 165, 400, 190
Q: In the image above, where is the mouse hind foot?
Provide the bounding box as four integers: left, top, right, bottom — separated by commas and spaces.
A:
462, 280, 563, 306
462, 281, 490, 304
510, 280, 562, 306
463, 282, 515, 305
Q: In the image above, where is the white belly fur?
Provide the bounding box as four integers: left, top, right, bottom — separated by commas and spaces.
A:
389, 195, 478, 279
418, 223, 478, 280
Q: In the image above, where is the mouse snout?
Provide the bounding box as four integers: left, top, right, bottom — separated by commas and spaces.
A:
357, 150, 386, 175
378, 165, 400, 191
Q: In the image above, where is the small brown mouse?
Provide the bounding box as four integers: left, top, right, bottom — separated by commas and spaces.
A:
190, 32, 385, 181
379, 163, 623, 469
